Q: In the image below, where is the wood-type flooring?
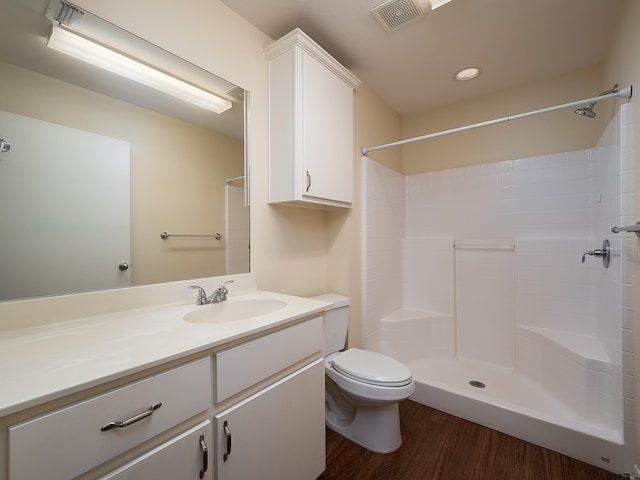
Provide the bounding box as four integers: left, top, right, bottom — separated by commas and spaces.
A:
318, 400, 614, 480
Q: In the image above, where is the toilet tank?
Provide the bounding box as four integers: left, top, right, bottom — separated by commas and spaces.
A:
311, 293, 351, 355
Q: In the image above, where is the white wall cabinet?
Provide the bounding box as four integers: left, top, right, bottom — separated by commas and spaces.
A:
265, 29, 361, 209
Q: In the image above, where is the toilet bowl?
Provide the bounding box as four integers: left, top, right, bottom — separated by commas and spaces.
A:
312, 294, 415, 453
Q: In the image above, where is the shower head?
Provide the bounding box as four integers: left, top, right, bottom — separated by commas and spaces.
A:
574, 84, 620, 119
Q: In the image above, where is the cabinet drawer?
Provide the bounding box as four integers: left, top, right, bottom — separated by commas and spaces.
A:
9, 357, 211, 480
214, 317, 323, 402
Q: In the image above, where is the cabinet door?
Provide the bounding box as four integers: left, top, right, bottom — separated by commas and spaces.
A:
214, 359, 325, 480
99, 421, 212, 480
300, 51, 353, 205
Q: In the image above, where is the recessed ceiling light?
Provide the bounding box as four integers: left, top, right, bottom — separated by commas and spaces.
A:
454, 67, 481, 82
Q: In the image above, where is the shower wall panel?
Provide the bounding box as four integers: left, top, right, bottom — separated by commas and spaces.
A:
455, 247, 515, 367
406, 150, 591, 240
361, 158, 405, 349
515, 238, 596, 334
362, 103, 632, 362
405, 149, 595, 339
590, 104, 635, 445
402, 238, 454, 315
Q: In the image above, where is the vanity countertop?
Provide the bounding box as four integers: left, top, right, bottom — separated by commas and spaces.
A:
0, 288, 329, 417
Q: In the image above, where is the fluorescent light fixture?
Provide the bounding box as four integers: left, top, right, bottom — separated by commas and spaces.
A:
454, 67, 481, 81
429, 0, 453, 10
47, 25, 232, 114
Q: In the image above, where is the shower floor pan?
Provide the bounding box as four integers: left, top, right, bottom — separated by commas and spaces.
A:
407, 357, 630, 472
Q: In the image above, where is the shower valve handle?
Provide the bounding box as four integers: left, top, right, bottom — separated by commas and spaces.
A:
581, 250, 600, 262
581, 239, 610, 268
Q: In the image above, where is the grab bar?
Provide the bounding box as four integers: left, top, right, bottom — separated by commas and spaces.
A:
611, 222, 640, 238
225, 175, 245, 184
160, 231, 223, 240
454, 243, 515, 250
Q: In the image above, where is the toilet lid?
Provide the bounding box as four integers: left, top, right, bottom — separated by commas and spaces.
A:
331, 348, 412, 387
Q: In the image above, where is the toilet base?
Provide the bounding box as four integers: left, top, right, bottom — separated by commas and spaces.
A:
325, 381, 402, 453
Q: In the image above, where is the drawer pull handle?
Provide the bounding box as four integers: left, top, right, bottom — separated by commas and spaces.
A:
199, 434, 208, 479
100, 402, 162, 431
306, 170, 311, 192
223, 420, 232, 461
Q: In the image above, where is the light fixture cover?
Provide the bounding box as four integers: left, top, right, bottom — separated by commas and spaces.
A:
47, 25, 232, 114
454, 67, 481, 81
429, 0, 453, 10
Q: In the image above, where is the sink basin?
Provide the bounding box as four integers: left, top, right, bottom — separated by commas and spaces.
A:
184, 299, 287, 324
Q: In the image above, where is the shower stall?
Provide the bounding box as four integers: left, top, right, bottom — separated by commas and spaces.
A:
361, 103, 635, 472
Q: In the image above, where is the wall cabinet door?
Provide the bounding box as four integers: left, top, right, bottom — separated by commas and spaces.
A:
99, 421, 212, 480
214, 359, 325, 480
300, 50, 354, 206
266, 29, 360, 209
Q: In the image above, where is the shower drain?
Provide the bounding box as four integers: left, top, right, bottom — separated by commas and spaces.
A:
469, 380, 486, 388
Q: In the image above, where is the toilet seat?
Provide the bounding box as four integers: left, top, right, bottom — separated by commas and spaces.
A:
331, 348, 412, 387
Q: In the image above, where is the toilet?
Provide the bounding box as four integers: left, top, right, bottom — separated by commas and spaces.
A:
312, 294, 415, 454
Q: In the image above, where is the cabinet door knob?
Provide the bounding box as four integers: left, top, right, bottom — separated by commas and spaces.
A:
223, 420, 232, 461
199, 434, 208, 479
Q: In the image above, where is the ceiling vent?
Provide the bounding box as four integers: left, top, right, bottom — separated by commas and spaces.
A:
371, 0, 426, 33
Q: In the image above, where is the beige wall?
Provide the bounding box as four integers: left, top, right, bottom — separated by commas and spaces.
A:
601, 0, 640, 467
0, 60, 242, 287
401, 64, 606, 174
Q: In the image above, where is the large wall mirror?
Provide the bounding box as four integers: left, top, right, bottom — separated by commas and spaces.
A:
0, 0, 250, 302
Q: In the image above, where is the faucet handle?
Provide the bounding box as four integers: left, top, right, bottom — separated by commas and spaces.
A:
215, 280, 234, 299
581, 239, 611, 268
188, 285, 207, 305
581, 251, 595, 263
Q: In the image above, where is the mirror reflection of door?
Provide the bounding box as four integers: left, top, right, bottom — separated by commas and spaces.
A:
0, 110, 130, 301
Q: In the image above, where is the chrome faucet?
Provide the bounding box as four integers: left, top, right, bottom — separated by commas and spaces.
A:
188, 280, 234, 305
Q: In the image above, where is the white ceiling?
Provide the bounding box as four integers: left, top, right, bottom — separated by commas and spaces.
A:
220, 0, 624, 116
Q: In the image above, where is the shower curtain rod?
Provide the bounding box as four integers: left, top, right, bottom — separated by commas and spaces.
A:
361, 85, 633, 155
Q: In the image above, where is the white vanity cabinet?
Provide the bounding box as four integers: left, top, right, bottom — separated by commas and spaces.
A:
212, 316, 325, 480
265, 28, 361, 209
0, 299, 325, 480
